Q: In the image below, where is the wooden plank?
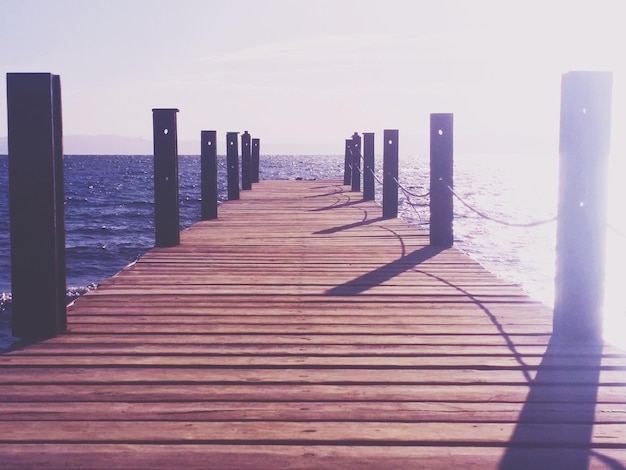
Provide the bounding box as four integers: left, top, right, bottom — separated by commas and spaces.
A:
2, 444, 625, 470
2, 366, 621, 385
3, 178, 626, 468
2, 354, 625, 368
2, 383, 626, 404
2, 400, 626, 424
3, 420, 626, 447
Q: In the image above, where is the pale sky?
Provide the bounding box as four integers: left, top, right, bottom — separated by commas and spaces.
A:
0, 0, 624, 155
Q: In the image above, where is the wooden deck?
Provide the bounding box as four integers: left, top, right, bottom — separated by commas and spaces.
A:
2, 179, 626, 469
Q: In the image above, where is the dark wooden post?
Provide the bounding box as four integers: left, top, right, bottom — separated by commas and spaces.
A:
430, 113, 454, 247
200, 130, 218, 220
52, 74, 67, 332
351, 132, 361, 192
343, 139, 351, 185
553, 71, 613, 343
226, 132, 240, 200
363, 132, 375, 201
241, 130, 252, 190
152, 108, 180, 248
7, 72, 66, 338
252, 138, 260, 183
382, 129, 399, 218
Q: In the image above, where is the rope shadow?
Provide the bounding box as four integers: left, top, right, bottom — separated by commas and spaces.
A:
309, 198, 367, 212
304, 186, 345, 198
412, 265, 615, 468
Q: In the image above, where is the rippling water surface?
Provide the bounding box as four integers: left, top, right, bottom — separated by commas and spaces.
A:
1, 153, 625, 350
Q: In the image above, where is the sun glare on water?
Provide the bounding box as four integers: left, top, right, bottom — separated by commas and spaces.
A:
603, 150, 626, 351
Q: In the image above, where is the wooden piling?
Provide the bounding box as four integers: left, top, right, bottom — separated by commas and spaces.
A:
152, 108, 180, 248
52, 75, 67, 332
7, 72, 66, 338
252, 138, 260, 183
382, 129, 399, 219
200, 130, 218, 220
430, 113, 454, 248
553, 71, 613, 343
241, 131, 252, 191
351, 132, 361, 192
226, 132, 240, 200
343, 139, 351, 185
363, 132, 375, 201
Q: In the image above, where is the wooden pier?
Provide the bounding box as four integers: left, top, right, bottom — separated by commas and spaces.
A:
2, 179, 626, 469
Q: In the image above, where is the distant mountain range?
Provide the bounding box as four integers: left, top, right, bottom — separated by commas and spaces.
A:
1, 132, 557, 157
0, 134, 200, 155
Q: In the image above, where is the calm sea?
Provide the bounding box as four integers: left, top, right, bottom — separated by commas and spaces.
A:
1, 153, 625, 351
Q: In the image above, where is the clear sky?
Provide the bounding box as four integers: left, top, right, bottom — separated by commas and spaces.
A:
0, 0, 624, 155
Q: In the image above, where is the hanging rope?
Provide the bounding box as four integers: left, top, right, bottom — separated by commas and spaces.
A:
446, 184, 557, 227
369, 168, 385, 187
392, 176, 430, 198
352, 151, 621, 234
398, 188, 425, 222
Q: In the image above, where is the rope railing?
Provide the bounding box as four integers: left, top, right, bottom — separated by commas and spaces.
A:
392, 176, 430, 199
368, 167, 385, 187
349, 151, 622, 233
398, 188, 426, 222
446, 184, 557, 227
367, 171, 624, 235
358, 166, 425, 221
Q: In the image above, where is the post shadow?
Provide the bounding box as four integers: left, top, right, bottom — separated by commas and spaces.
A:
314, 215, 386, 235
326, 245, 443, 296
498, 340, 609, 470
501, 70, 617, 470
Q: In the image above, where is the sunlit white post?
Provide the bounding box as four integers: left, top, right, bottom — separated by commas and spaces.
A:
553, 71, 612, 343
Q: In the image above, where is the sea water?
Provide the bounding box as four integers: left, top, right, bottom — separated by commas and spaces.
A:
1, 153, 625, 351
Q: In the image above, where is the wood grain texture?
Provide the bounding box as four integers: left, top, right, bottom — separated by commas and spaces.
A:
2, 179, 626, 469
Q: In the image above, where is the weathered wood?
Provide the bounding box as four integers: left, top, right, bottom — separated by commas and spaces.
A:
350, 132, 361, 192
152, 108, 180, 247
430, 113, 454, 247
382, 129, 399, 218
251, 138, 260, 183
3, 444, 626, 470
343, 138, 351, 185
554, 71, 613, 343
3, 178, 626, 468
3, 400, 626, 424
226, 132, 240, 200
7, 72, 66, 338
241, 130, 252, 190
200, 130, 218, 220
363, 132, 375, 200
